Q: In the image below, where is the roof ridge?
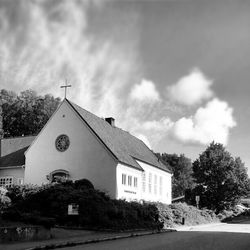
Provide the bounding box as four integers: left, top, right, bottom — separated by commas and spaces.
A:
66, 99, 106, 123
66, 98, 171, 173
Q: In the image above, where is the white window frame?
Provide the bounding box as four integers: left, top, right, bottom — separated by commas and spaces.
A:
154, 175, 157, 195
0, 176, 13, 188
122, 174, 127, 185
148, 173, 152, 193
134, 177, 138, 188
142, 172, 146, 192
159, 176, 163, 196
128, 175, 132, 186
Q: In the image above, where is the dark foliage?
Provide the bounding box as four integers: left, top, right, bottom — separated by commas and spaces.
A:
0, 89, 61, 138
192, 142, 250, 211
4, 181, 162, 230
74, 179, 94, 190
155, 153, 194, 198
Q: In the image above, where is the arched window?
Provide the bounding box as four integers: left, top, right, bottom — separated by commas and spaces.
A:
47, 169, 70, 183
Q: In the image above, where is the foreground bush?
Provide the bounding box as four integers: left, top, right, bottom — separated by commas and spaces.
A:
156, 202, 219, 228
3, 181, 162, 230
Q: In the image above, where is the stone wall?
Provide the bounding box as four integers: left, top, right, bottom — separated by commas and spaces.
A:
0, 226, 51, 243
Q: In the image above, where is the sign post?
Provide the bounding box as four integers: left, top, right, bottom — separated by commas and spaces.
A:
195, 195, 200, 209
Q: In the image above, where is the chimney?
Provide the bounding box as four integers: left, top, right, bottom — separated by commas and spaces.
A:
105, 117, 115, 127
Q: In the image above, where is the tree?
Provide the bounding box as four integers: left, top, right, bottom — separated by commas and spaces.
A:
156, 153, 194, 198
1, 89, 61, 138
193, 142, 250, 211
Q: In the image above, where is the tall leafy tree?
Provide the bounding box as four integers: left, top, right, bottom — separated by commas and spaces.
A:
1, 89, 61, 138
156, 153, 194, 198
193, 142, 250, 211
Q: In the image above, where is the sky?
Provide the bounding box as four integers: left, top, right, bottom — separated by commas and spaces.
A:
0, 0, 250, 172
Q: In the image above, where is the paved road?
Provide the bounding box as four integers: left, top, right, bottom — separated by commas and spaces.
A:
60, 222, 250, 250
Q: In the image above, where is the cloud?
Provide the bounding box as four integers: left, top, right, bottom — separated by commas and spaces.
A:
136, 134, 152, 149
0, 2, 237, 151
141, 118, 173, 132
0, 0, 140, 119
168, 68, 214, 106
172, 98, 236, 145
129, 79, 160, 103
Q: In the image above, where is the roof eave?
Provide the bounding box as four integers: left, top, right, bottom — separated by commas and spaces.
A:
117, 160, 144, 171
66, 99, 119, 162
132, 156, 172, 173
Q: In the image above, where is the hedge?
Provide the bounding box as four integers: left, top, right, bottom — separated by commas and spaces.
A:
156, 202, 219, 228
3, 181, 162, 230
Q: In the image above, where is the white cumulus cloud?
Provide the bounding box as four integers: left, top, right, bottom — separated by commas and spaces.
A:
141, 118, 173, 132
129, 79, 160, 103
172, 98, 236, 145
136, 134, 152, 149
168, 68, 214, 106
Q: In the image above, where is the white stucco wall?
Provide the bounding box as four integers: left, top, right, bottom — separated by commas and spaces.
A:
24, 100, 118, 198
116, 163, 142, 201
0, 167, 24, 185
116, 160, 172, 204
137, 160, 172, 204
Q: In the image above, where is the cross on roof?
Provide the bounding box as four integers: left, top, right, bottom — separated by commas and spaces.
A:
60, 79, 72, 99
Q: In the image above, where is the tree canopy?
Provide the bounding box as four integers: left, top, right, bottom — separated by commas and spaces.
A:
193, 142, 250, 211
156, 153, 194, 198
0, 89, 61, 138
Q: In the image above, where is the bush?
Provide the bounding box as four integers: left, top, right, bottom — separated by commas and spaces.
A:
21, 213, 56, 229
74, 179, 94, 190
4, 182, 161, 230
156, 202, 219, 228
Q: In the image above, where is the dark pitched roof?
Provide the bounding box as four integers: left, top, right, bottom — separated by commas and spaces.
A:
67, 99, 171, 173
0, 136, 35, 168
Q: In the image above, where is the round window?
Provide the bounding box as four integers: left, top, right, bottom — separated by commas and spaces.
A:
55, 134, 70, 152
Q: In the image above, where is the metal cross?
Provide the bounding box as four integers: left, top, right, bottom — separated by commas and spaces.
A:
60, 79, 72, 99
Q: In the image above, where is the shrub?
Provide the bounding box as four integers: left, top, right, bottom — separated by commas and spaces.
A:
156, 202, 219, 228
4, 182, 161, 230
0, 186, 11, 211
21, 213, 56, 229
74, 179, 94, 190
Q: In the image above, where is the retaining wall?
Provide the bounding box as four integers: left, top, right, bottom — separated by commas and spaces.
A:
0, 226, 51, 243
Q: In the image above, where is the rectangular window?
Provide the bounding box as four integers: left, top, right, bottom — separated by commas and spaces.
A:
122, 174, 126, 185
128, 176, 132, 186
0, 177, 13, 188
159, 177, 162, 196
134, 177, 138, 188
142, 172, 146, 192
148, 173, 152, 193
154, 175, 157, 195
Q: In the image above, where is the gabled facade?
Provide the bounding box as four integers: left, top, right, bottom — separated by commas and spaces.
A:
1, 99, 172, 203
0, 136, 35, 187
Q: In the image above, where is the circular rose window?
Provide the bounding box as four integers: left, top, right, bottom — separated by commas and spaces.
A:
55, 134, 70, 152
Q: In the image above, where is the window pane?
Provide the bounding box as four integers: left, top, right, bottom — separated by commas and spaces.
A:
154, 175, 157, 195
142, 172, 146, 192
148, 173, 152, 193
134, 177, 137, 188
122, 174, 126, 185
0, 177, 13, 188
128, 176, 132, 186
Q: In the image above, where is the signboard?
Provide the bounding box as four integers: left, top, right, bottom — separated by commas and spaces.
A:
68, 204, 79, 215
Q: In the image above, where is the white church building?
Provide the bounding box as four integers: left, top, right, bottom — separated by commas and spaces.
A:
0, 99, 172, 204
